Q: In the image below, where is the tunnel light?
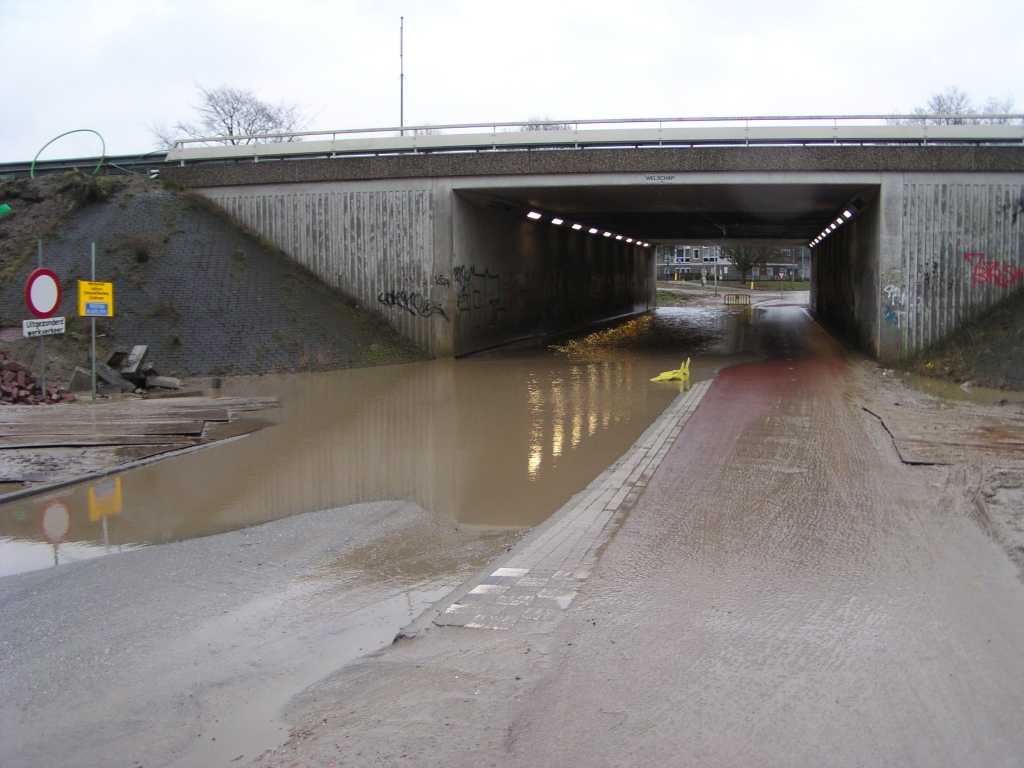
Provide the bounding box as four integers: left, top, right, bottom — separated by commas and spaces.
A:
603, 231, 612, 237
626, 238, 633, 243
836, 217, 844, 225
843, 210, 852, 218
551, 217, 564, 225
589, 227, 599, 234
616, 235, 623, 240
572, 223, 583, 230
527, 211, 542, 220
830, 224, 837, 231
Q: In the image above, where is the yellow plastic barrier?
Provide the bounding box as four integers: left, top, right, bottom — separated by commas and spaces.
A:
651, 358, 690, 382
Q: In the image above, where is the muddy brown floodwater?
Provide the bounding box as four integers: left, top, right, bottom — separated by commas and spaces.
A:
0, 305, 758, 577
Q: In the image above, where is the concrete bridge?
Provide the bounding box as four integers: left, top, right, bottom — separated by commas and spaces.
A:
159, 117, 1024, 361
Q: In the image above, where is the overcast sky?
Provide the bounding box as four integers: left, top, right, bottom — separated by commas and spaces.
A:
1, 0, 1021, 162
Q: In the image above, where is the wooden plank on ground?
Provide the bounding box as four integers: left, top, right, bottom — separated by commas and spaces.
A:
868, 405, 1024, 464
0, 421, 208, 437
0, 435, 201, 449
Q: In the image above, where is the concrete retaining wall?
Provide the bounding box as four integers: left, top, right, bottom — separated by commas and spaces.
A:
452, 195, 653, 356
814, 172, 1024, 363
204, 179, 453, 356
897, 176, 1024, 355
200, 179, 654, 358
811, 190, 881, 357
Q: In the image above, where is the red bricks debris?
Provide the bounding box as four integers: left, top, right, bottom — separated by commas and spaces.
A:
0, 349, 76, 405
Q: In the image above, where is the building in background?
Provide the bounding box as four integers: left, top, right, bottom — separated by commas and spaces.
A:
657, 245, 810, 282
656, 244, 727, 280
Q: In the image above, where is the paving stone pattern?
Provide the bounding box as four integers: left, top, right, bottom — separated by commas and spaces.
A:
0, 179, 425, 379
435, 379, 712, 632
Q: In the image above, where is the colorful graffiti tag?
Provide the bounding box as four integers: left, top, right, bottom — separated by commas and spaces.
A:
965, 252, 1024, 289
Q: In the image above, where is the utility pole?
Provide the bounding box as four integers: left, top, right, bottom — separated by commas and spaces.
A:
399, 17, 405, 136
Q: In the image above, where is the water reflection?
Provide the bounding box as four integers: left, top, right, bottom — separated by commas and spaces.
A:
0, 306, 758, 577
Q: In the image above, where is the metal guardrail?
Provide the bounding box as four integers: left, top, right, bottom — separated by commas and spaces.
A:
165, 114, 1024, 164
4, 115, 1023, 177
723, 294, 752, 305
0, 153, 168, 180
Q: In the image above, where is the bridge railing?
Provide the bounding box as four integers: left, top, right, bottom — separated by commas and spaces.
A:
164, 114, 1024, 164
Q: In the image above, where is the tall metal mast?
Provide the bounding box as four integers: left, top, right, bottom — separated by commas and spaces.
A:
400, 17, 404, 136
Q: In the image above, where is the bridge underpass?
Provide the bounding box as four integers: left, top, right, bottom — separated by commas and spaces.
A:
160, 122, 1024, 363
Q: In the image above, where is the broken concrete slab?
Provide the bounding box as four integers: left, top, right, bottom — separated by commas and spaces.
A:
106, 350, 128, 369
145, 375, 181, 390
67, 367, 93, 392
120, 345, 149, 383
95, 363, 135, 393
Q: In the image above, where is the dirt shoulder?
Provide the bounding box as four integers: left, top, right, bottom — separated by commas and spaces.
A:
847, 359, 1024, 583
905, 286, 1024, 392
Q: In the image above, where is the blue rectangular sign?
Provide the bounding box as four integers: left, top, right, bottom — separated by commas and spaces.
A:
85, 302, 109, 317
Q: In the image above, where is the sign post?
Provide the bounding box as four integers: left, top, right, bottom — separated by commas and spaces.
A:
78, 244, 113, 401
24, 241, 65, 398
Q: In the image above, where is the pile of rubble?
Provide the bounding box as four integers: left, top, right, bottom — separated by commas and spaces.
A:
68, 345, 182, 395
0, 350, 76, 405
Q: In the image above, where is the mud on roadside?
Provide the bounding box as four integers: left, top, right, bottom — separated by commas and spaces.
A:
850, 359, 1024, 584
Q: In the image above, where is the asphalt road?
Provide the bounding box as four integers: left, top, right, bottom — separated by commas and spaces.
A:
0, 502, 518, 767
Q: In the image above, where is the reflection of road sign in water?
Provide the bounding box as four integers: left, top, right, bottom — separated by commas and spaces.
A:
89, 477, 123, 521
78, 280, 114, 317
25, 268, 63, 319
40, 499, 71, 544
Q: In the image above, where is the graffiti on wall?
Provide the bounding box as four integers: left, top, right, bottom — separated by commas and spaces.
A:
377, 289, 448, 320
882, 283, 905, 327
453, 265, 507, 325
965, 252, 1024, 289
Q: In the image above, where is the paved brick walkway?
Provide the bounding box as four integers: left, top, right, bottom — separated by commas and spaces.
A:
432, 378, 712, 632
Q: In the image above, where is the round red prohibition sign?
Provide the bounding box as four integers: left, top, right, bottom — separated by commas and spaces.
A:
25, 268, 62, 319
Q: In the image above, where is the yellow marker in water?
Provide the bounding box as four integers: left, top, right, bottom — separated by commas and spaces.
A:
651, 358, 691, 382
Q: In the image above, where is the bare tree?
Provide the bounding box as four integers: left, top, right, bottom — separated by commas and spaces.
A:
889, 87, 1016, 125
151, 85, 309, 148
724, 245, 777, 284
410, 122, 443, 136
518, 115, 574, 132
981, 95, 1017, 124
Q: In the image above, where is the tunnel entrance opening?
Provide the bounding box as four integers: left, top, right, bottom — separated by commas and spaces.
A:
451, 178, 880, 357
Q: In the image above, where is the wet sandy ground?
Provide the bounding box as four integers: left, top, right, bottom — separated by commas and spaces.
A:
256, 309, 1024, 767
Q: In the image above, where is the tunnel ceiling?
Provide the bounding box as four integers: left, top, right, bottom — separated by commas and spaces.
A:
459, 183, 877, 244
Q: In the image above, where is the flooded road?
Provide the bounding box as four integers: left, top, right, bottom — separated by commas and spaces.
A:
0, 305, 757, 577
254, 304, 1024, 768
0, 302, 765, 768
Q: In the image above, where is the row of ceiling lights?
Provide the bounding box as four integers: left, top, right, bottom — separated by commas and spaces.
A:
527, 210, 651, 248
809, 208, 855, 248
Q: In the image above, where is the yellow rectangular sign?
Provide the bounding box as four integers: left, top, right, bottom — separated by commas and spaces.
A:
88, 477, 123, 521
78, 280, 114, 317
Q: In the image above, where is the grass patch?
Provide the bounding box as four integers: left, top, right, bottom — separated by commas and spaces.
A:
656, 290, 692, 307
149, 297, 180, 319
125, 234, 153, 263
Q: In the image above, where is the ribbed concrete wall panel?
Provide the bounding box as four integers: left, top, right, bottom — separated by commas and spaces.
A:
208, 187, 436, 353
901, 182, 1024, 353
